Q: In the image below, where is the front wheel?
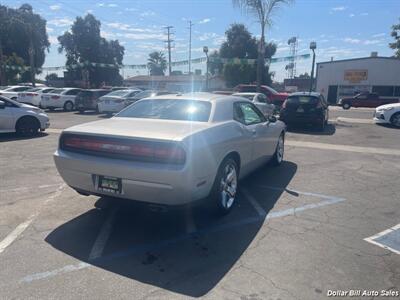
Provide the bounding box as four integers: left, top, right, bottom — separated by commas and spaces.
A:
64, 101, 74, 111
390, 112, 400, 128
16, 117, 40, 136
342, 103, 351, 110
209, 158, 239, 216
270, 134, 284, 166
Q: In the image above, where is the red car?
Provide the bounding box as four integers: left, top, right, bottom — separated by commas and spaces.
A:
338, 92, 399, 109
234, 84, 288, 106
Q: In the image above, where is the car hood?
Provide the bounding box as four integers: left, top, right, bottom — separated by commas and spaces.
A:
63, 117, 210, 141
377, 103, 400, 110
20, 103, 37, 109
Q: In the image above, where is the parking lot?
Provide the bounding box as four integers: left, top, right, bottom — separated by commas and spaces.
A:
0, 107, 399, 299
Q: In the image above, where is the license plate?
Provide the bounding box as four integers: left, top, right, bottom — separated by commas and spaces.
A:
297, 107, 304, 113
97, 175, 122, 194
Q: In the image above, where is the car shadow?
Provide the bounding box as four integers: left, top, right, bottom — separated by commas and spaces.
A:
0, 132, 48, 142
286, 123, 336, 136
46, 161, 297, 297
73, 111, 99, 116
376, 123, 400, 130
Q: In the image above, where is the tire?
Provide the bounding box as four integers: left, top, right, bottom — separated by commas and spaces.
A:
95, 105, 99, 114
390, 112, 400, 128
209, 157, 239, 216
342, 103, 351, 110
16, 116, 40, 136
64, 101, 74, 111
270, 133, 284, 166
317, 119, 325, 131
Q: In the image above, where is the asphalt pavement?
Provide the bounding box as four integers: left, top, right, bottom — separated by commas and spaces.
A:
0, 107, 399, 299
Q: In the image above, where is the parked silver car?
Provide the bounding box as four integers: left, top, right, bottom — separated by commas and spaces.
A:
54, 93, 285, 215
232, 92, 276, 117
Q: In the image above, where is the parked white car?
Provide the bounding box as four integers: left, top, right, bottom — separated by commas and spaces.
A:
41, 88, 82, 111
232, 92, 275, 117
17, 87, 55, 107
0, 86, 32, 100
97, 89, 142, 114
373, 103, 400, 128
0, 96, 50, 135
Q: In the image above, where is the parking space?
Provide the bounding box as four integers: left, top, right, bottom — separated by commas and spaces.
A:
0, 109, 399, 299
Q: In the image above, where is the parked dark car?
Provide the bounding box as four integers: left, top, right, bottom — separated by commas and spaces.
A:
75, 89, 110, 113
338, 92, 399, 109
280, 92, 329, 131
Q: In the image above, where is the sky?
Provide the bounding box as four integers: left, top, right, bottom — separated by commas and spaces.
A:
2, 0, 399, 81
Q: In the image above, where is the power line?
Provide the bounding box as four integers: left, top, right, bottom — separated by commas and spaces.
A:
164, 26, 174, 76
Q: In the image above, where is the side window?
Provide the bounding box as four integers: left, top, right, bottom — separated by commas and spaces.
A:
66, 89, 80, 96
257, 94, 267, 103
234, 102, 264, 125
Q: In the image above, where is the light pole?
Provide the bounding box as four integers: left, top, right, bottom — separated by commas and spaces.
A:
203, 46, 209, 91
309, 41, 317, 92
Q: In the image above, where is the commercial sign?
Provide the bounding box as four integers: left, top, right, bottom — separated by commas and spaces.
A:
344, 70, 368, 83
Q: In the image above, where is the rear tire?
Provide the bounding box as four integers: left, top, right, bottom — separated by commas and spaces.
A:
342, 103, 351, 110
209, 157, 239, 216
270, 133, 284, 166
16, 116, 40, 136
390, 112, 400, 128
64, 101, 74, 111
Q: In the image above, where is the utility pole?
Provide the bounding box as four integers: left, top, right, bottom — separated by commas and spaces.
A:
188, 20, 194, 74
164, 26, 174, 76
28, 27, 35, 87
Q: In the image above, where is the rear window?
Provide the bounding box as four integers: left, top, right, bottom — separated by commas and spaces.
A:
117, 99, 211, 122
287, 96, 319, 104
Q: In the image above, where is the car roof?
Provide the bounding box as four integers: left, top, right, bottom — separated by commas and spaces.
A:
145, 92, 245, 104
289, 91, 321, 97
232, 92, 260, 96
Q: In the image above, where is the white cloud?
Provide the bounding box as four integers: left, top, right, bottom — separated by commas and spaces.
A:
360, 12, 369, 16
343, 38, 361, 44
46, 26, 54, 33
49, 4, 61, 11
372, 33, 385, 38
349, 13, 355, 17
198, 18, 211, 24
140, 10, 156, 17
86, 9, 93, 14
198, 32, 218, 41
48, 18, 73, 27
49, 35, 59, 45
331, 6, 346, 11
125, 8, 137, 11
108, 3, 118, 7
364, 39, 381, 45
117, 32, 164, 40
97, 3, 117, 8
105, 22, 161, 34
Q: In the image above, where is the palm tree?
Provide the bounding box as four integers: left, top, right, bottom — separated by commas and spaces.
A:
233, 0, 293, 90
147, 51, 167, 76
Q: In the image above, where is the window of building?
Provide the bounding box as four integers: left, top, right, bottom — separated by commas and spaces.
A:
372, 86, 394, 97
394, 86, 400, 97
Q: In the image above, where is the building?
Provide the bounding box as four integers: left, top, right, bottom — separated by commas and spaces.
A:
283, 77, 314, 92
124, 75, 226, 92
315, 55, 400, 104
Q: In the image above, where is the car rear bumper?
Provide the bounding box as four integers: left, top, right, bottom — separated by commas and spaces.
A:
54, 149, 213, 205
280, 113, 324, 124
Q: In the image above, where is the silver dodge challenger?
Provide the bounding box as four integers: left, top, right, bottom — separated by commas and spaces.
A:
54, 93, 286, 215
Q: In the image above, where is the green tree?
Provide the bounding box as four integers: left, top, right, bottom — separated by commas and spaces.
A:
147, 51, 167, 76
232, 0, 293, 90
218, 23, 276, 87
389, 18, 400, 57
58, 14, 124, 87
0, 3, 50, 85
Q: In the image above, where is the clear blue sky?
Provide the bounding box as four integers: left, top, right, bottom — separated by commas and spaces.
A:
3, 0, 399, 81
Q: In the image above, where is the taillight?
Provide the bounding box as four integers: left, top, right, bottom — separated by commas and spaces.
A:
51, 95, 60, 100
61, 135, 186, 164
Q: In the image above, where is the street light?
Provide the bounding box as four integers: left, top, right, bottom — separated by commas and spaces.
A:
203, 46, 209, 91
309, 41, 317, 92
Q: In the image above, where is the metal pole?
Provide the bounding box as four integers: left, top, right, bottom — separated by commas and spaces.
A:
188, 21, 193, 74
309, 49, 315, 92
164, 26, 173, 76
206, 53, 209, 91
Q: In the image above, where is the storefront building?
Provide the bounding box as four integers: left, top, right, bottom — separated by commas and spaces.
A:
315, 55, 400, 104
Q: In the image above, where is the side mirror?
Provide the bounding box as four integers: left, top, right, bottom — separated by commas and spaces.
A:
0, 100, 5, 109
268, 115, 277, 123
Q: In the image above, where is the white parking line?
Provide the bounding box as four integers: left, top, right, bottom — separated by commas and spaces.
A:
364, 223, 400, 255
88, 207, 118, 261
286, 140, 400, 156
241, 188, 266, 216
20, 187, 346, 283
0, 184, 65, 255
